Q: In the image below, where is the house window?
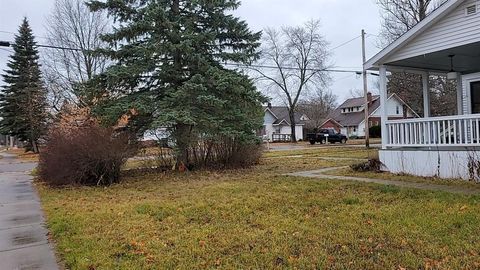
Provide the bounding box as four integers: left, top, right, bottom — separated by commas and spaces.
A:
396, 106, 400, 114
353, 127, 357, 132
275, 126, 281, 133
375, 121, 379, 126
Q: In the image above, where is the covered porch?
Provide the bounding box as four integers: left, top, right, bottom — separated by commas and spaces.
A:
365, 0, 480, 180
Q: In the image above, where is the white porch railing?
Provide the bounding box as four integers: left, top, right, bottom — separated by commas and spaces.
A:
385, 114, 480, 147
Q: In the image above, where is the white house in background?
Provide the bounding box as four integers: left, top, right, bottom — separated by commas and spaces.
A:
320, 93, 418, 138
261, 105, 307, 142
365, 0, 480, 180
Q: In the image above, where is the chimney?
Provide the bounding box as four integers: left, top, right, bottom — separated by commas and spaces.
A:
367, 92, 372, 105
267, 102, 272, 108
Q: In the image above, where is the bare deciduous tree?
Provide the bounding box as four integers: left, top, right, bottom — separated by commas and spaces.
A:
377, 0, 445, 44
43, 0, 109, 110
255, 20, 331, 142
297, 89, 337, 131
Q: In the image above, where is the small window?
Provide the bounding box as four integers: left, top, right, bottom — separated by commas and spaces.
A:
396, 106, 400, 114
466, 4, 477, 16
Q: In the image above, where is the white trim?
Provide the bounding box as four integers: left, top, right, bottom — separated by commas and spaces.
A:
264, 107, 279, 120
319, 118, 344, 128
463, 72, 480, 114
386, 112, 480, 124
388, 93, 421, 118
379, 66, 388, 149
422, 72, 430, 117
369, 93, 420, 118
364, 0, 463, 70
384, 114, 480, 148
457, 72, 464, 115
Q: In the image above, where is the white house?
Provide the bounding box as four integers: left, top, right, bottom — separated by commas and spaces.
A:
320, 93, 418, 138
261, 105, 307, 142
365, 0, 480, 180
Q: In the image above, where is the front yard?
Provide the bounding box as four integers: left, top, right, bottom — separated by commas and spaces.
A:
37, 147, 480, 269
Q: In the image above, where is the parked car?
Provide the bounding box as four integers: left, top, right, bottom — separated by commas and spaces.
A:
306, 128, 348, 145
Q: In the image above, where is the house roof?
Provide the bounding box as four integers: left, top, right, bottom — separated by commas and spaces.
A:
264, 106, 305, 126
322, 94, 418, 127
339, 96, 379, 109
325, 96, 381, 127
364, 0, 463, 70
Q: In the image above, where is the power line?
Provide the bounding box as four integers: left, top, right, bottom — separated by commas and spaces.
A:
0, 40, 81, 51
330, 35, 362, 51
0, 47, 13, 53
0, 38, 379, 76
225, 62, 379, 76
0, 30, 49, 40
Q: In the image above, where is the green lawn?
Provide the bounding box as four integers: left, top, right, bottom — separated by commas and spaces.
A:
37, 147, 480, 269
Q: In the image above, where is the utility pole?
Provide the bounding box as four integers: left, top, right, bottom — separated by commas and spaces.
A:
362, 29, 370, 148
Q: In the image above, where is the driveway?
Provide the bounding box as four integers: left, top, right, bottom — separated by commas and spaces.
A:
0, 153, 59, 269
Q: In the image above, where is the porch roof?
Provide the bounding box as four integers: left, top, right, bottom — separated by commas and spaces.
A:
365, 0, 480, 73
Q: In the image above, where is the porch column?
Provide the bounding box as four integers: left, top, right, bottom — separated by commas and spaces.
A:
422, 72, 430, 118
457, 72, 463, 115
379, 65, 388, 149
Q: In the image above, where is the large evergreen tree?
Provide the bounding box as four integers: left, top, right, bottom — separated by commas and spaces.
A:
88, 0, 265, 166
0, 18, 47, 153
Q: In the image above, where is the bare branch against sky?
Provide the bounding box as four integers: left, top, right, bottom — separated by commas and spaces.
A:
0, 0, 382, 100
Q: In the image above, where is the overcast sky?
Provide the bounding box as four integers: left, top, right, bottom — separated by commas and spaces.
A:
0, 0, 383, 102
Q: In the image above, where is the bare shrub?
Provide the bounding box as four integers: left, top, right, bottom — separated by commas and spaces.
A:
351, 158, 383, 173
38, 125, 136, 186
187, 137, 263, 170
136, 145, 174, 171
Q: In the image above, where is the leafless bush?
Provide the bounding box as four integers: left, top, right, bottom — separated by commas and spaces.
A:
136, 145, 174, 171
467, 152, 480, 183
351, 158, 383, 173
187, 137, 263, 169
38, 125, 136, 186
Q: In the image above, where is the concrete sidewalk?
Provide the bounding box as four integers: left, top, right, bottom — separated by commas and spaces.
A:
286, 166, 480, 195
0, 153, 59, 269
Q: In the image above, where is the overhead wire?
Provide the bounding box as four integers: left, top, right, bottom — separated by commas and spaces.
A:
0, 31, 379, 75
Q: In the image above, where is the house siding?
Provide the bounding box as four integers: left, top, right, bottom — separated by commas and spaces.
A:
321, 119, 342, 133
386, 0, 480, 63
262, 109, 305, 141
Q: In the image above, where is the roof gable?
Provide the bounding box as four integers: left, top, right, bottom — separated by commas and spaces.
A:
368, 93, 420, 118
263, 106, 305, 126
365, 0, 465, 70
325, 97, 381, 127
324, 94, 419, 127
339, 95, 379, 109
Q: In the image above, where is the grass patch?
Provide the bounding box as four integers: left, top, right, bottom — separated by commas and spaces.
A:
7, 148, 39, 162
37, 147, 480, 269
265, 147, 378, 160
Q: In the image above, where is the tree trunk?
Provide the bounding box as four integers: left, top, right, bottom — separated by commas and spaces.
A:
31, 140, 39, 154
171, 0, 189, 170
175, 123, 190, 170
289, 110, 297, 143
